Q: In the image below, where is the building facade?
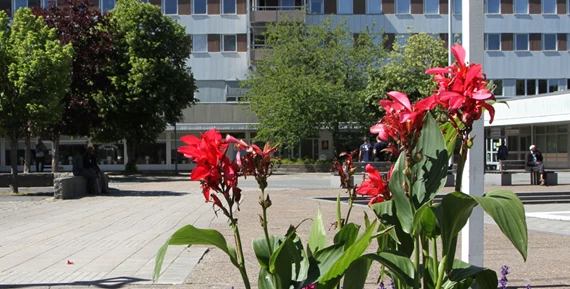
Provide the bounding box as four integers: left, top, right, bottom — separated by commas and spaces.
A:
0, 0, 568, 171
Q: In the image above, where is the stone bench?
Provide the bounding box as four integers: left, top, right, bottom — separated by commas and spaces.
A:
485, 170, 557, 186
54, 173, 110, 200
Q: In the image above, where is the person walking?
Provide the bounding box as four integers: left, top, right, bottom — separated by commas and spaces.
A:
34, 139, 47, 172
525, 144, 546, 185
359, 137, 373, 162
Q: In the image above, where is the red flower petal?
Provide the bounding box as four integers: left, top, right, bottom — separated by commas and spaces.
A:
387, 91, 412, 112
425, 67, 449, 74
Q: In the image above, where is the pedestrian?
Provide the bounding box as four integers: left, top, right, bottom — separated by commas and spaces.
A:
373, 136, 388, 161
83, 146, 107, 194
358, 136, 373, 162
35, 138, 47, 172
72, 147, 98, 194
497, 143, 508, 161
525, 144, 546, 185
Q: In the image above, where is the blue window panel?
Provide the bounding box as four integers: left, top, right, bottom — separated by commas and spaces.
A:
542, 0, 556, 13
102, 0, 115, 12
193, 0, 206, 14
164, 0, 176, 14
367, 0, 381, 14
396, 0, 410, 13
543, 34, 557, 50
454, 0, 461, 14
486, 0, 500, 13
338, 0, 352, 14
223, 0, 235, 13
424, 0, 438, 14
14, 0, 27, 12
486, 34, 500, 51
515, 34, 528, 51
514, 0, 528, 14
310, 0, 323, 13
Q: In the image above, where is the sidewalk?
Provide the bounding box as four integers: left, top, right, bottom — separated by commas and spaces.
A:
0, 173, 569, 288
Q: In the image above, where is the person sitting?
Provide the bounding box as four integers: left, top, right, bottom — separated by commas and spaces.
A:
83, 146, 107, 194
373, 136, 388, 162
72, 147, 98, 194
525, 144, 546, 185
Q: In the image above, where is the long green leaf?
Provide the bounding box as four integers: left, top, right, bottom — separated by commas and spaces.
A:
311, 243, 345, 283
437, 192, 478, 271
439, 120, 460, 161
473, 190, 528, 261
318, 220, 377, 283
269, 238, 294, 289
309, 205, 328, 253
412, 202, 437, 239
253, 236, 284, 270
333, 223, 360, 250
449, 259, 498, 289
363, 251, 415, 286
342, 258, 372, 289
153, 225, 238, 282
259, 267, 276, 289
389, 153, 413, 234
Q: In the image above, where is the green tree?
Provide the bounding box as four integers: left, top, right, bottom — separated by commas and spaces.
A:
365, 33, 448, 120
242, 17, 385, 154
0, 9, 73, 192
96, 0, 196, 172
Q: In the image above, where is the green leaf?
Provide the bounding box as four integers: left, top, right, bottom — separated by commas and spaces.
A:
449, 259, 498, 289
311, 243, 345, 283
412, 202, 437, 239
472, 190, 528, 261
309, 205, 328, 253
437, 192, 478, 271
153, 225, 238, 282
412, 112, 448, 205
342, 258, 372, 289
253, 236, 284, 270
259, 267, 276, 289
363, 251, 415, 286
318, 220, 377, 283
389, 153, 413, 234
440, 120, 460, 161
333, 223, 360, 249
269, 238, 294, 289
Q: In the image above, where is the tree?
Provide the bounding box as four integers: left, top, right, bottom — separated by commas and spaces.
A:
95, 0, 196, 172
0, 9, 73, 192
32, 0, 113, 172
364, 32, 448, 121
242, 17, 385, 154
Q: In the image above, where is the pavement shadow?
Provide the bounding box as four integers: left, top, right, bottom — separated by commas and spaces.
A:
103, 188, 189, 197
109, 176, 191, 183
0, 276, 150, 288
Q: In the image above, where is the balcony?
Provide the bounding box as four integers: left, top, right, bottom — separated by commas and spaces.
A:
250, 6, 305, 23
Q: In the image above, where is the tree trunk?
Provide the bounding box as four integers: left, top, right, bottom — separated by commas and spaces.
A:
24, 136, 31, 174
52, 136, 60, 173
125, 140, 138, 173
10, 136, 19, 193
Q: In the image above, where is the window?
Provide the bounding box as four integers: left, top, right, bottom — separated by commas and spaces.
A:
222, 0, 235, 14
338, 0, 353, 14
548, 79, 559, 92
310, 0, 323, 13
193, 0, 206, 14
514, 0, 528, 14
515, 34, 529, 51
0, 0, 10, 16
367, 0, 381, 14
516, 80, 526, 96
28, 0, 40, 7
14, 0, 26, 11
424, 0, 438, 14
486, 34, 501, 51
192, 35, 207, 52
542, 0, 556, 13
486, 0, 500, 13
491, 79, 503, 96
527, 79, 536, 95
165, 0, 177, 14
396, 0, 410, 13
222, 35, 237, 52
538, 79, 547, 93
543, 34, 557, 50
453, 33, 462, 44
101, 0, 115, 11
454, 0, 461, 14
535, 125, 568, 154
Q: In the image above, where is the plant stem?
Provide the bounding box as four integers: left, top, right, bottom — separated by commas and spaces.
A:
231, 221, 251, 289
260, 188, 272, 253
435, 255, 446, 289
454, 143, 467, 192
345, 197, 354, 227
432, 238, 438, 279
414, 236, 421, 289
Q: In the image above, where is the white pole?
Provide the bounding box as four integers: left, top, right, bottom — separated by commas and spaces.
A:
461, 0, 485, 269
448, 0, 454, 169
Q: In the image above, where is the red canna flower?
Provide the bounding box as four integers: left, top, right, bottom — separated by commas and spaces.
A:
425, 44, 496, 126
370, 91, 426, 153
227, 134, 279, 191
356, 164, 392, 206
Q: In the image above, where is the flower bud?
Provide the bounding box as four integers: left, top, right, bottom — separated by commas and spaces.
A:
466, 139, 473, 148
413, 151, 423, 163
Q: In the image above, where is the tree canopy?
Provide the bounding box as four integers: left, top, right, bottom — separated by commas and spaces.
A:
95, 0, 196, 169
0, 8, 73, 191
242, 17, 385, 152
364, 33, 448, 120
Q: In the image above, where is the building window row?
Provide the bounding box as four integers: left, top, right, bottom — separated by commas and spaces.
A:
485, 33, 568, 52
515, 78, 563, 96
534, 124, 568, 154
0, 0, 246, 17
487, 0, 569, 14
191, 34, 247, 53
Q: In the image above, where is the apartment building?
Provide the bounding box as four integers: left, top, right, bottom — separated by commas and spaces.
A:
0, 0, 568, 170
